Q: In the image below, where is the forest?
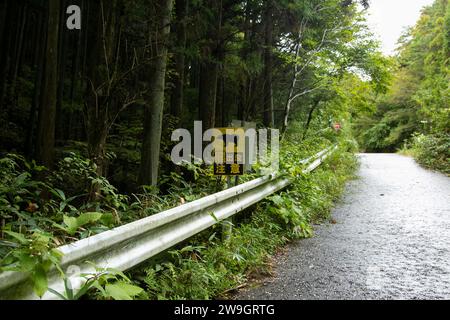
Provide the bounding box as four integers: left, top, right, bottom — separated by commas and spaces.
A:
0, 0, 447, 300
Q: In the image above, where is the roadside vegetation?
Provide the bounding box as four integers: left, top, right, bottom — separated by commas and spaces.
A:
355, 0, 449, 175
130, 126, 359, 300
0, 120, 358, 299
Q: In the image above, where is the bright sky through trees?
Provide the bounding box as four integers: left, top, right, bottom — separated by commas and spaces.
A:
366, 0, 435, 56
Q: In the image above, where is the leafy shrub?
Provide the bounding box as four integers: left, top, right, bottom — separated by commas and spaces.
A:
50, 266, 144, 300
0, 153, 128, 297
361, 122, 391, 151
0, 230, 63, 297
50, 153, 92, 197
266, 193, 312, 238
51, 152, 129, 212
410, 133, 450, 174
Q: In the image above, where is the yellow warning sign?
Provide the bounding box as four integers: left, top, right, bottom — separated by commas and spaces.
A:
213, 128, 244, 176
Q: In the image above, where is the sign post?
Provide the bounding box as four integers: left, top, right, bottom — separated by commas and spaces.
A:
222, 176, 234, 242
213, 127, 245, 242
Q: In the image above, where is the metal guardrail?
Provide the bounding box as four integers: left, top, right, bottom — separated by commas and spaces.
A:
299, 146, 334, 166
0, 145, 338, 300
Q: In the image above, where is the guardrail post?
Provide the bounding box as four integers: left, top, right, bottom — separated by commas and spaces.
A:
222, 176, 237, 242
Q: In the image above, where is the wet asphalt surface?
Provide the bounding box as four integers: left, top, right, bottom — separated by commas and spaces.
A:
237, 154, 450, 300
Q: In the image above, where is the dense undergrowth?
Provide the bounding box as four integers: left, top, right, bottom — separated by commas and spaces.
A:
0, 152, 226, 298
400, 133, 450, 175
0, 125, 358, 299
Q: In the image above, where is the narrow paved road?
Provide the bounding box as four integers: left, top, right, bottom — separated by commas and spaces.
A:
238, 154, 450, 300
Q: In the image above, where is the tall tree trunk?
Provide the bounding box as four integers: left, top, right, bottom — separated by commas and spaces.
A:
138, 0, 174, 187
0, 1, 18, 109
189, 58, 200, 90
36, 0, 60, 168
282, 25, 305, 136
2, 2, 24, 108
262, 0, 274, 128
84, 0, 119, 177
216, 69, 225, 127
25, 15, 46, 159
238, 0, 256, 122
303, 100, 320, 140
56, 0, 68, 142
67, 0, 84, 141
170, 0, 188, 120
198, 0, 223, 130
199, 59, 218, 129
8, 3, 27, 105
0, 1, 7, 47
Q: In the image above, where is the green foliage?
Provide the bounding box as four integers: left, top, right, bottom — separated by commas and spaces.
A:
0, 154, 46, 219
0, 153, 130, 297
0, 151, 232, 299
0, 152, 126, 239
0, 231, 63, 297
52, 152, 130, 212
49, 266, 144, 300
267, 193, 313, 238
444, 3, 450, 55
51, 153, 92, 198
141, 212, 286, 300
54, 213, 104, 236
408, 133, 450, 174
